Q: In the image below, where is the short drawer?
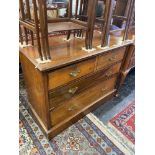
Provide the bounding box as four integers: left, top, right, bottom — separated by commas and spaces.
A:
50, 76, 117, 126
49, 63, 121, 111
97, 47, 126, 70
48, 58, 96, 90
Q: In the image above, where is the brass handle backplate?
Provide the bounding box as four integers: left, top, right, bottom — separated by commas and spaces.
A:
106, 71, 112, 77
108, 55, 117, 61
101, 87, 108, 92
68, 105, 78, 111
68, 87, 78, 95
69, 69, 80, 77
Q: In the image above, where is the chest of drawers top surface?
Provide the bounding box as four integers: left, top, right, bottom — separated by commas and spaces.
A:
20, 31, 132, 72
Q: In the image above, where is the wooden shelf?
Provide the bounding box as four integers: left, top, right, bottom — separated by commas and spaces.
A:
48, 22, 86, 33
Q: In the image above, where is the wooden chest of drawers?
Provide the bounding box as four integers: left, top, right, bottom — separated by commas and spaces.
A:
20, 45, 128, 139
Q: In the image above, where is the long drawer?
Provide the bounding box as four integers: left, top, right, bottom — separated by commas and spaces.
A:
49, 62, 121, 111
97, 47, 126, 70
48, 58, 96, 90
50, 76, 117, 126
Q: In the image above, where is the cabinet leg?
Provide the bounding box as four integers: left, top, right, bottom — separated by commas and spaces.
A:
117, 71, 129, 89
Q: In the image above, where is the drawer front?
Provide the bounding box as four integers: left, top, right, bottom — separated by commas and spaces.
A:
97, 47, 126, 70
51, 77, 117, 126
48, 58, 96, 90
49, 63, 121, 111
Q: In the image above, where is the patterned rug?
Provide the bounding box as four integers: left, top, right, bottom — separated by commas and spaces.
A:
109, 101, 135, 144
19, 76, 134, 155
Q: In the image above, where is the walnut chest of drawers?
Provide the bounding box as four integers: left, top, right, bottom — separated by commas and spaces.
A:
20, 45, 128, 139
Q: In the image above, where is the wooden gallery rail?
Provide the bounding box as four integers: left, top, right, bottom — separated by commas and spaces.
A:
19, 0, 135, 139
19, 0, 98, 61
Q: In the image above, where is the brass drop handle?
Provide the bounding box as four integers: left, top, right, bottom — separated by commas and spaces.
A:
101, 87, 108, 92
68, 87, 78, 95
106, 71, 112, 77
69, 69, 80, 77
68, 105, 78, 111
108, 55, 117, 61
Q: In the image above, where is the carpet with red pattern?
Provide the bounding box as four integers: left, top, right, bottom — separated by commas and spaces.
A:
109, 101, 135, 144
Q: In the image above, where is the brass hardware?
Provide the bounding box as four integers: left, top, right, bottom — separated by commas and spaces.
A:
68, 105, 78, 111
50, 107, 55, 111
69, 68, 80, 77
108, 56, 116, 61
106, 71, 112, 77
68, 87, 79, 95
101, 87, 108, 92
